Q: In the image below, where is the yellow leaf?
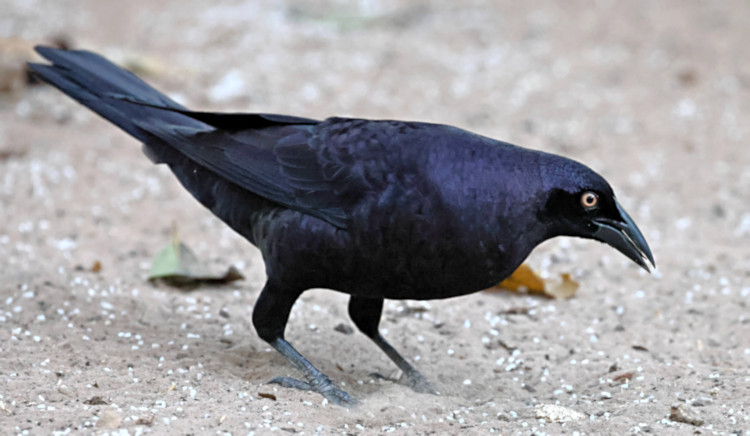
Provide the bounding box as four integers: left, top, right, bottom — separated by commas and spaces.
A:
488, 264, 579, 299
494, 264, 546, 293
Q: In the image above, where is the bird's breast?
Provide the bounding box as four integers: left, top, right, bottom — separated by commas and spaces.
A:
336, 210, 525, 300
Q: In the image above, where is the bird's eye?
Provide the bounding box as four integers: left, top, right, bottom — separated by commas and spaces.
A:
581, 191, 599, 210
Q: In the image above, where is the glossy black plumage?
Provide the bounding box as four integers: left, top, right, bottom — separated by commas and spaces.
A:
30, 47, 654, 405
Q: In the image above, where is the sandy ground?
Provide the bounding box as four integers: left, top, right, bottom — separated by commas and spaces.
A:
1, 0, 749, 434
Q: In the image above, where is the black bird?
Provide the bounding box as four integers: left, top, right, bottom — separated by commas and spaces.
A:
29, 47, 654, 406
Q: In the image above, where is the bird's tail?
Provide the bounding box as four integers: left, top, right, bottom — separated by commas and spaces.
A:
27, 46, 205, 148
26, 46, 302, 244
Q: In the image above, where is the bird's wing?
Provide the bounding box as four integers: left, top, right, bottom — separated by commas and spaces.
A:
29, 47, 396, 229
134, 110, 378, 229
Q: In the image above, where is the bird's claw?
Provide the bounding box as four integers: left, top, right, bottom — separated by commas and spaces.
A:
269, 376, 313, 391
269, 376, 358, 406
369, 371, 438, 395
403, 371, 439, 395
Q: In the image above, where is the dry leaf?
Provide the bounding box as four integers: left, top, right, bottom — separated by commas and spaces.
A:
495, 264, 545, 293
135, 415, 155, 426
84, 396, 108, 405
611, 371, 634, 385
148, 226, 244, 288
487, 264, 579, 299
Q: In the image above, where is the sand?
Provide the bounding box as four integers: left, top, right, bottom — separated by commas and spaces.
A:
1, 1, 748, 434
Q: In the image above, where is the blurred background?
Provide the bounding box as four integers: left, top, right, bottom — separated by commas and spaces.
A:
4, 0, 749, 280
1, 0, 749, 433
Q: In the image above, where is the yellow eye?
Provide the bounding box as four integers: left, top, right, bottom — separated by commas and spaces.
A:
581, 191, 599, 209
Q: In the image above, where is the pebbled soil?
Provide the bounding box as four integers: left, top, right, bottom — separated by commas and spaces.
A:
1, 1, 748, 434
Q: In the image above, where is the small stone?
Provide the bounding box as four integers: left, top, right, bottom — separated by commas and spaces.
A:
97, 410, 123, 429
536, 404, 586, 422
334, 323, 354, 335
496, 412, 512, 421
57, 385, 75, 397
669, 404, 704, 426
691, 397, 712, 407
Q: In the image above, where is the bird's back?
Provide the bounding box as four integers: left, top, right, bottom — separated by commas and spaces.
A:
28, 46, 551, 298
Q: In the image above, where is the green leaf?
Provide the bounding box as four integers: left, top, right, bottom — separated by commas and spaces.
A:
148, 228, 244, 288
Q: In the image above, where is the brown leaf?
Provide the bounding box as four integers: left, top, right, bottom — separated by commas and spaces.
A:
84, 396, 108, 405
258, 392, 277, 401
611, 371, 634, 385
135, 415, 155, 426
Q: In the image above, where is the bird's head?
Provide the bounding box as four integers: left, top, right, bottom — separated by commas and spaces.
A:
537, 155, 655, 272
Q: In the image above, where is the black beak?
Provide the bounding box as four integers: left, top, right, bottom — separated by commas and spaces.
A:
593, 200, 655, 272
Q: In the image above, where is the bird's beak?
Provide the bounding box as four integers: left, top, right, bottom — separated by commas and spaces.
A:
592, 200, 655, 272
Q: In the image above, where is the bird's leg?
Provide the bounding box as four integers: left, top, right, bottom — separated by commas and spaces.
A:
252, 281, 357, 406
348, 296, 438, 394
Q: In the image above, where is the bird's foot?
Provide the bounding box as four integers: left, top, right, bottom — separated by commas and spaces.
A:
402, 369, 439, 395
269, 376, 358, 406
369, 370, 438, 395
